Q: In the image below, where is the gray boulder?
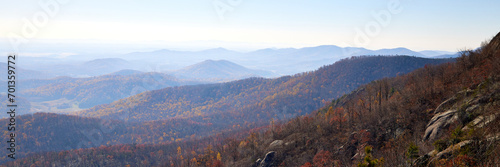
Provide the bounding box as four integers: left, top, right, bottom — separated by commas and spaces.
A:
423, 109, 458, 141
253, 151, 276, 167
268, 140, 283, 149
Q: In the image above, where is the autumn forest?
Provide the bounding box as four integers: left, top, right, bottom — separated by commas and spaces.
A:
2, 31, 500, 167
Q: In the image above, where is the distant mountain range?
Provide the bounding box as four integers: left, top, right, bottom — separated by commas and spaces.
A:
419, 50, 456, 57
1, 45, 459, 116
3, 31, 499, 167
10, 45, 457, 79
119, 46, 458, 75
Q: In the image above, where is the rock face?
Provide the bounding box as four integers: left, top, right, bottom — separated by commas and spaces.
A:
423, 84, 500, 142
268, 140, 283, 149
417, 81, 500, 166
463, 114, 497, 131
414, 140, 472, 166
423, 89, 477, 142
253, 151, 276, 167
423, 109, 459, 141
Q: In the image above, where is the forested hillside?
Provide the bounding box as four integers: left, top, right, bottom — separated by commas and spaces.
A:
212, 32, 500, 166
12, 32, 498, 167
79, 56, 452, 123
0, 112, 219, 164
0, 56, 452, 165
5, 36, 498, 166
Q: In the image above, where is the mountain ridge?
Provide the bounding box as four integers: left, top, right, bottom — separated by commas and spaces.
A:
171, 59, 277, 82
79, 56, 453, 123
0, 55, 455, 165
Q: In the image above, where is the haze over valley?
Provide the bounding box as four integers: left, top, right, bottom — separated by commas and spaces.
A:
1, 1, 499, 166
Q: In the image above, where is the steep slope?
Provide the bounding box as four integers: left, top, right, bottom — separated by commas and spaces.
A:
171, 60, 276, 82
219, 32, 500, 166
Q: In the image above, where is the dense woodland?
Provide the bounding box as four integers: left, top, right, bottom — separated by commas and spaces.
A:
221, 32, 500, 166
0, 55, 451, 165
0, 112, 225, 163
3, 32, 500, 166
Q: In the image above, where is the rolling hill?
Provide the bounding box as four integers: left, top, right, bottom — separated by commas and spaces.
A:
171, 60, 277, 82
4, 30, 500, 167
9, 46, 455, 79
79, 56, 453, 123
119, 45, 451, 76
20, 72, 204, 109
0, 55, 453, 165
7, 35, 500, 166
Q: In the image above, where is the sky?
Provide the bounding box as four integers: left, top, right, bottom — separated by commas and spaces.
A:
1, 0, 500, 54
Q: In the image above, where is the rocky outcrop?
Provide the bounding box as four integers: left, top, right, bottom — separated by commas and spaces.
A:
423, 88, 488, 142
432, 140, 472, 161
253, 151, 276, 167
462, 114, 497, 131
414, 140, 472, 166
423, 109, 459, 141
268, 140, 283, 150
418, 81, 500, 166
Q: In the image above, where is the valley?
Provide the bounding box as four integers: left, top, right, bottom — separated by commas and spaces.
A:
4, 31, 498, 167
0, 55, 454, 164
2, 1, 498, 166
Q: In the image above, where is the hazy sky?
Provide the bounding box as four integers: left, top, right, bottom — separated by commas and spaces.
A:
1, 0, 499, 53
